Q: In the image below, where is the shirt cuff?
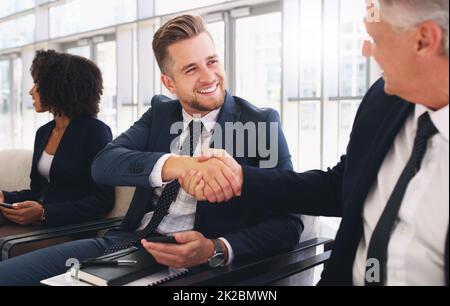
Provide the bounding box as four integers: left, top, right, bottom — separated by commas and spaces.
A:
149, 154, 177, 187
219, 237, 234, 266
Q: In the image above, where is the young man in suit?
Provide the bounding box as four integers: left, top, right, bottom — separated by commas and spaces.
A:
181, 0, 449, 286
0, 15, 302, 285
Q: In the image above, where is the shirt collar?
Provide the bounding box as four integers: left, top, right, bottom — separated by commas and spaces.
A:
182, 107, 221, 134
414, 104, 449, 142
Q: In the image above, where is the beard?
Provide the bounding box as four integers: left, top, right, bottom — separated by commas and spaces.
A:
182, 83, 226, 113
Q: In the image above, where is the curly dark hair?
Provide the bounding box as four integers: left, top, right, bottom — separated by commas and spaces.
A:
30, 50, 103, 118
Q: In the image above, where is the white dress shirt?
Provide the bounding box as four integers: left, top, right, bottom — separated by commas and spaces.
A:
137, 107, 235, 265
353, 104, 449, 286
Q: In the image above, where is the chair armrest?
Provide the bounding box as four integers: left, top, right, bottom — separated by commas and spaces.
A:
0, 217, 124, 261
237, 238, 334, 286
236, 250, 332, 285
162, 237, 334, 286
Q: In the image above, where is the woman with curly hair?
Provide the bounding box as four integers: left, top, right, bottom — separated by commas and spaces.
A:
0, 50, 114, 229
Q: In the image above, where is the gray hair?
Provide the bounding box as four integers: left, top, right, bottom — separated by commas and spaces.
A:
380, 0, 449, 57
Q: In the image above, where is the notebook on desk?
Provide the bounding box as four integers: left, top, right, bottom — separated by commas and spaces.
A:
44, 247, 189, 286
41, 267, 188, 286
79, 247, 166, 286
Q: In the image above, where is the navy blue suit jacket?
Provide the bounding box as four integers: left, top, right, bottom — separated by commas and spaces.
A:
240, 78, 449, 285
2, 116, 115, 227
92, 93, 303, 261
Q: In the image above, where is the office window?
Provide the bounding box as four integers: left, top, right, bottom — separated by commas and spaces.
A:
155, 0, 232, 15
235, 12, 282, 113
207, 21, 225, 66
50, 0, 137, 38
299, 0, 322, 99
298, 101, 321, 171
66, 46, 91, 59
282, 0, 374, 242
339, 0, 367, 97
12, 58, 23, 148
338, 99, 360, 154
96, 41, 118, 135
0, 14, 35, 50
0, 60, 12, 149
65, 40, 118, 135
0, 0, 34, 18
337, 0, 367, 156
297, 0, 322, 171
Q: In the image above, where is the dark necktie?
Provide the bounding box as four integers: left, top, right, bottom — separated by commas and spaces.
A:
365, 112, 438, 286
104, 120, 203, 255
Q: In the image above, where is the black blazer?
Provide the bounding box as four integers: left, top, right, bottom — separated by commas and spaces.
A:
240, 78, 449, 285
2, 116, 115, 227
92, 93, 303, 261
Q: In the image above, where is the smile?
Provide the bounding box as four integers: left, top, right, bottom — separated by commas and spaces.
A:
196, 83, 219, 95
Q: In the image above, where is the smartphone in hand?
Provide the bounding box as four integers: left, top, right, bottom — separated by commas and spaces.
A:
146, 235, 178, 244
0, 202, 14, 209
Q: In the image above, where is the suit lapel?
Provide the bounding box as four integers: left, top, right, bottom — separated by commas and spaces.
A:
210, 92, 241, 151
332, 99, 415, 284
154, 102, 184, 153
349, 99, 414, 214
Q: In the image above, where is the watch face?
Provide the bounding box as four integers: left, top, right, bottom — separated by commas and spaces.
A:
209, 253, 225, 268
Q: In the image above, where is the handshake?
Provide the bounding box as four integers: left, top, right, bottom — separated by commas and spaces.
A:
163, 149, 243, 203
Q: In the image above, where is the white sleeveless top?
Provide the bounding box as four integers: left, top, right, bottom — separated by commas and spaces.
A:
37, 151, 54, 182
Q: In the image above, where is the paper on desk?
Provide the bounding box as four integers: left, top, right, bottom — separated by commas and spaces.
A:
41, 267, 187, 286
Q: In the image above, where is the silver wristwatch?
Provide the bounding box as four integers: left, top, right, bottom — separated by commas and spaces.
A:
208, 239, 226, 268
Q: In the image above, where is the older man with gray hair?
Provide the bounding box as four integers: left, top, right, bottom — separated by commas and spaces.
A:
181, 0, 449, 286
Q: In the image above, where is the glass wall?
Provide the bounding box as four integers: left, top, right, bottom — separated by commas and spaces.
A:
155, 0, 232, 15
297, 0, 322, 171
337, 0, 367, 155
207, 21, 225, 66
235, 12, 282, 113
65, 39, 118, 135
66, 46, 91, 59
96, 41, 118, 135
0, 0, 378, 164
339, 0, 367, 97
298, 0, 322, 99
0, 14, 35, 50
50, 0, 137, 38
0, 0, 34, 18
12, 58, 23, 148
0, 60, 12, 148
